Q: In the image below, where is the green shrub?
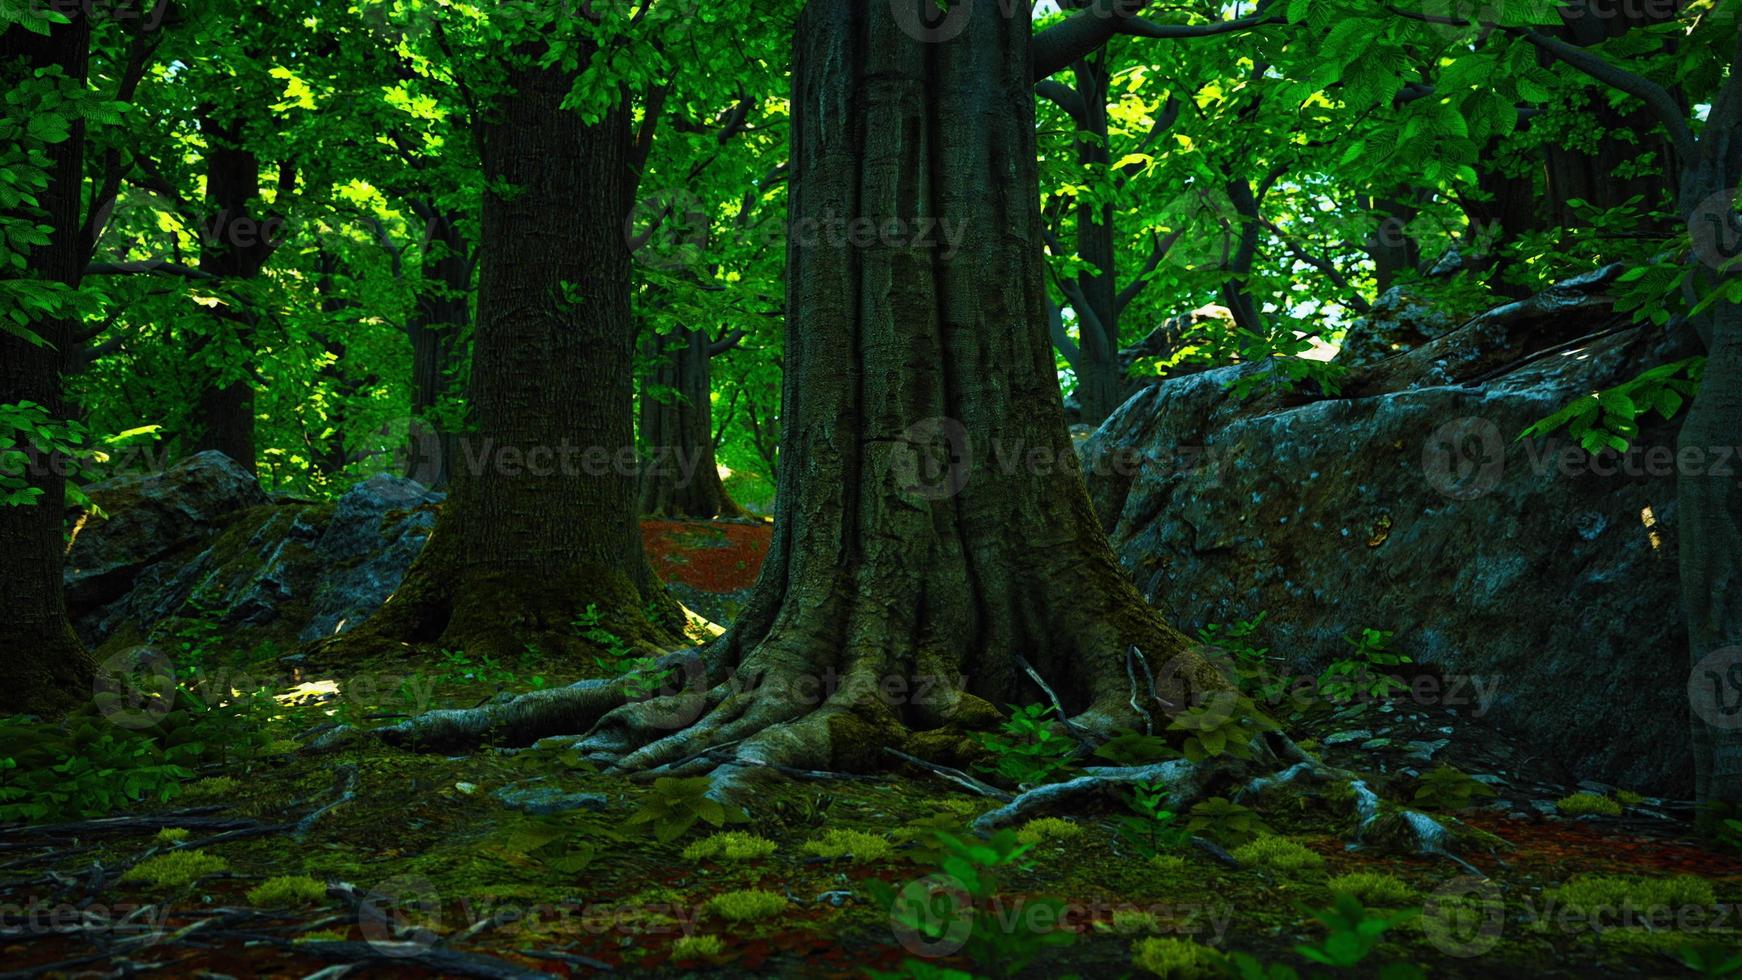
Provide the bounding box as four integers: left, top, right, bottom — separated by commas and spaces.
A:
1327, 871, 1416, 905
704, 889, 788, 922
682, 832, 778, 862
120, 851, 228, 889
1556, 792, 1622, 817
800, 828, 892, 862
1131, 937, 1223, 978
1231, 835, 1325, 872
246, 875, 328, 906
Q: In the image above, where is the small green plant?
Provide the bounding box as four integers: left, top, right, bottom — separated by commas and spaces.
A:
1293, 893, 1418, 969
1412, 765, 1497, 813
1232, 835, 1325, 872
1117, 781, 1191, 857
682, 831, 778, 862
1679, 940, 1742, 977
974, 703, 1079, 787
1197, 614, 1289, 701
1167, 696, 1280, 762
1148, 853, 1189, 873
671, 934, 727, 961
1185, 797, 1266, 846
246, 875, 328, 906
800, 828, 892, 862
120, 851, 229, 890
627, 776, 747, 843
1093, 729, 1178, 766
0, 714, 199, 822
1131, 936, 1225, 978
1521, 355, 1703, 454
1014, 817, 1083, 845
1327, 872, 1416, 906
1556, 791, 1622, 817
154, 827, 190, 843
575, 604, 670, 698
704, 889, 787, 922
1221, 324, 1347, 401
1317, 629, 1409, 706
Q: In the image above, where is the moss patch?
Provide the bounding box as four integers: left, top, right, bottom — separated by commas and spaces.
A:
120, 851, 229, 890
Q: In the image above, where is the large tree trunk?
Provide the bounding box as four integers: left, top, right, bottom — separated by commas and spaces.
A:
639, 327, 742, 519
190, 118, 272, 475
571, 0, 1224, 778
0, 15, 97, 714
323, 46, 675, 660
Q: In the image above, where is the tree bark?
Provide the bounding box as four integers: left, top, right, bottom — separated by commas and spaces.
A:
405, 204, 470, 491
0, 15, 97, 714
323, 45, 676, 660
639, 327, 743, 519
575, 0, 1225, 778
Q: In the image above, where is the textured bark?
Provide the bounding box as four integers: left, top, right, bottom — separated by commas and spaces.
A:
323, 46, 675, 662
0, 16, 97, 714
639, 327, 742, 519
569, 0, 1225, 779
1067, 56, 1123, 426
190, 117, 273, 476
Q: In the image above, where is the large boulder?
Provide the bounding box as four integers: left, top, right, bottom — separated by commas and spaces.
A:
1082, 266, 1699, 795
66, 457, 442, 654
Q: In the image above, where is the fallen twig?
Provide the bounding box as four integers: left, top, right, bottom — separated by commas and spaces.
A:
882, 749, 1014, 802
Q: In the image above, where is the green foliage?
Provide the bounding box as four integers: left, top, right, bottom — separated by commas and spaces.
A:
1184, 797, 1266, 847
1520, 356, 1703, 454
626, 776, 747, 844
1411, 765, 1497, 813
496, 814, 602, 874
1317, 629, 1409, 706
1548, 874, 1716, 916
1014, 817, 1084, 845
1116, 781, 1191, 858
1679, 941, 1742, 978
575, 604, 669, 699
1293, 893, 1418, 969
974, 703, 1079, 787
1168, 696, 1281, 763
670, 934, 727, 961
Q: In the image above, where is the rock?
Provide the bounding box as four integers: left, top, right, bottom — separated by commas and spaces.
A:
1337, 286, 1460, 367
1404, 739, 1450, 763
1323, 730, 1373, 746
300, 475, 444, 641
1081, 266, 1698, 795
1359, 737, 1392, 750
65, 451, 269, 609
492, 781, 609, 815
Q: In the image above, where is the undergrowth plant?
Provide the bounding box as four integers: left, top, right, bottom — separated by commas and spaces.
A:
575, 603, 670, 699
1317, 629, 1409, 708
1411, 765, 1496, 813
627, 776, 748, 843
1116, 780, 1191, 858
974, 703, 1079, 787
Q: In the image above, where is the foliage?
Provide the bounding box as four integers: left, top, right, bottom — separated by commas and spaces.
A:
1316, 630, 1409, 706
670, 934, 727, 961
1293, 893, 1418, 970
1014, 817, 1084, 845
974, 703, 1079, 787
1679, 941, 1742, 978
1327, 872, 1417, 906
1184, 797, 1266, 847
1117, 781, 1191, 858
626, 776, 747, 844
1520, 356, 1704, 455
1548, 874, 1716, 916
1411, 765, 1497, 813
1168, 695, 1281, 763
575, 604, 669, 699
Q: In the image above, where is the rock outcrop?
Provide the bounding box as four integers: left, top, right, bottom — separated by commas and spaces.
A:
1082, 265, 1699, 795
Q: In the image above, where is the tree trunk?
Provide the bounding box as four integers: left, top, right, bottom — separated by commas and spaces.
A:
1069, 55, 1124, 426
0, 15, 97, 714
190, 118, 272, 476
404, 204, 470, 491
576, 0, 1224, 778
324, 46, 675, 660
639, 327, 742, 519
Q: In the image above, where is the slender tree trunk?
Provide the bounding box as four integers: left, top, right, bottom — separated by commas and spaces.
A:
312, 251, 362, 481
190, 117, 272, 475
327, 45, 675, 660
1069, 55, 1123, 425
639, 327, 742, 519
405, 205, 470, 490
578, 0, 1223, 778
0, 15, 97, 714
1363, 193, 1420, 294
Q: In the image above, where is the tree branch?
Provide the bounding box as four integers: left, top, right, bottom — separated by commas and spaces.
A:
1521, 28, 1695, 161
1035, 79, 1088, 129
1114, 228, 1183, 317
84, 260, 218, 281
1032, 1, 1281, 81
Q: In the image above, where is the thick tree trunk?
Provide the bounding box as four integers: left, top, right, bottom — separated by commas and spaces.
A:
639, 327, 742, 519
573, 0, 1224, 778
0, 16, 97, 714
324, 47, 675, 660
405, 205, 470, 490
190, 118, 271, 475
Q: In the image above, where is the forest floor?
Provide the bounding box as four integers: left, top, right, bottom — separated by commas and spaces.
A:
3, 521, 1739, 979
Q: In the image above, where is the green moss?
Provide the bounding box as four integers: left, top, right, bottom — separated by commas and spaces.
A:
1131, 937, 1223, 978
1556, 792, 1622, 817
1328, 871, 1416, 906
1107, 909, 1164, 935
704, 889, 788, 923
296, 929, 349, 943
246, 875, 329, 906
682, 832, 778, 862
181, 776, 240, 801
1148, 853, 1190, 874
1231, 835, 1325, 872
800, 828, 892, 862
671, 934, 727, 960
154, 827, 190, 843
1549, 875, 1717, 915
1595, 927, 1701, 956
1615, 789, 1645, 806
120, 851, 229, 889
1016, 817, 1084, 844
